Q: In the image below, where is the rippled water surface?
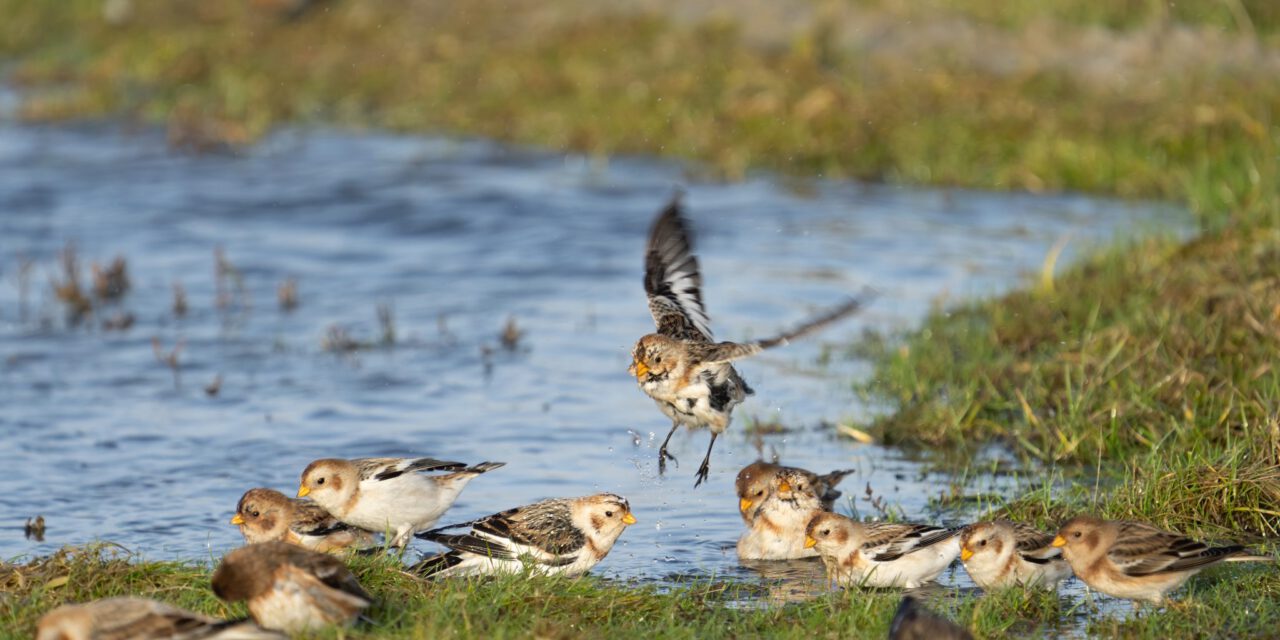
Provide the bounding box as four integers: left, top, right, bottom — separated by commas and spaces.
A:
1, 120, 1181, 608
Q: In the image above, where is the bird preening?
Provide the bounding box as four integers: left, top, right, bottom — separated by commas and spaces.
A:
629, 195, 871, 486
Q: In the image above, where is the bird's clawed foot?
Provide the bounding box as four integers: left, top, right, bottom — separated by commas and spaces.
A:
693, 458, 711, 488
657, 446, 678, 475
692, 433, 718, 488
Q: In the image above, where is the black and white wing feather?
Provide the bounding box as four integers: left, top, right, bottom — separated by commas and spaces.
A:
418, 498, 585, 567
645, 197, 714, 342
356, 457, 467, 482
864, 523, 963, 562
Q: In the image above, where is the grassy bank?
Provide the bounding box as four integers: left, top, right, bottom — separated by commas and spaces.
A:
4, 545, 1279, 639
0, 0, 1275, 219
3, 1, 1280, 637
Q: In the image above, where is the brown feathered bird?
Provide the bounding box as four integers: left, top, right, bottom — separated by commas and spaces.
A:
211, 542, 372, 633
36, 597, 282, 640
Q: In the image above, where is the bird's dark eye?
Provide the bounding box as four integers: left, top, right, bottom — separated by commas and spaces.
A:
821, 529, 829, 536
979, 539, 987, 546
317, 477, 325, 485
754, 490, 764, 497
251, 510, 260, 518
605, 511, 614, 518
1073, 531, 1081, 538
654, 356, 662, 364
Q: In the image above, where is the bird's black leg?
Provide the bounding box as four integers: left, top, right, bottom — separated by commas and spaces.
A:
657, 421, 680, 474
693, 432, 718, 488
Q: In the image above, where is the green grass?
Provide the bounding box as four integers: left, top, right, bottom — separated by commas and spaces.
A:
0, 0, 1275, 215
4, 544, 1279, 639
3, 1, 1280, 637
850, 0, 1280, 35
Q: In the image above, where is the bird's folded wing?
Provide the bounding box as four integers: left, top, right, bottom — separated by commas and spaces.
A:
287, 554, 374, 604
868, 524, 960, 561
290, 501, 358, 538
1107, 526, 1216, 576
359, 457, 467, 481
1012, 523, 1060, 563
96, 604, 218, 640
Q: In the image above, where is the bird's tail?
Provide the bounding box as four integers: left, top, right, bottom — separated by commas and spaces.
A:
818, 468, 856, 489
463, 461, 507, 474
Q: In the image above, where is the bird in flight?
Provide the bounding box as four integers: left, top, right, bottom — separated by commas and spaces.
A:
629, 195, 867, 486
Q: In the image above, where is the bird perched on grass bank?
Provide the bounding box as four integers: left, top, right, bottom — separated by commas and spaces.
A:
297, 457, 505, 548
413, 493, 636, 578
735, 460, 854, 524
211, 542, 372, 633
958, 520, 1071, 590
231, 487, 375, 553
629, 196, 867, 486
738, 466, 849, 561
36, 596, 284, 640
805, 512, 964, 588
1052, 515, 1274, 606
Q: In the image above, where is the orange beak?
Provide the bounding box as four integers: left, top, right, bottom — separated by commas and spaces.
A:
1051, 535, 1066, 548
804, 536, 817, 549
630, 360, 649, 379
622, 512, 637, 525
230, 514, 245, 525
960, 545, 974, 561
739, 498, 753, 514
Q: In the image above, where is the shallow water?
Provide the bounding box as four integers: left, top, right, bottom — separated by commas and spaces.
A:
0, 120, 1180, 619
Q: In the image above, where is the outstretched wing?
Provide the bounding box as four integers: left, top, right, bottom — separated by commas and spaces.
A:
692, 296, 869, 365
644, 196, 714, 342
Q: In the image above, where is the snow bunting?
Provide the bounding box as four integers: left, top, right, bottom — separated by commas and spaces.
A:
36, 597, 283, 640
1052, 515, 1274, 605
804, 512, 964, 588
735, 460, 854, 524
629, 196, 866, 486
211, 541, 372, 633
888, 595, 973, 640
231, 488, 375, 553
737, 467, 829, 560
959, 520, 1072, 590
297, 457, 505, 548
413, 493, 636, 578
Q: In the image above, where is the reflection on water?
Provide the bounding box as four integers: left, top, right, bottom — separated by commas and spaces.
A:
0, 121, 1182, 619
